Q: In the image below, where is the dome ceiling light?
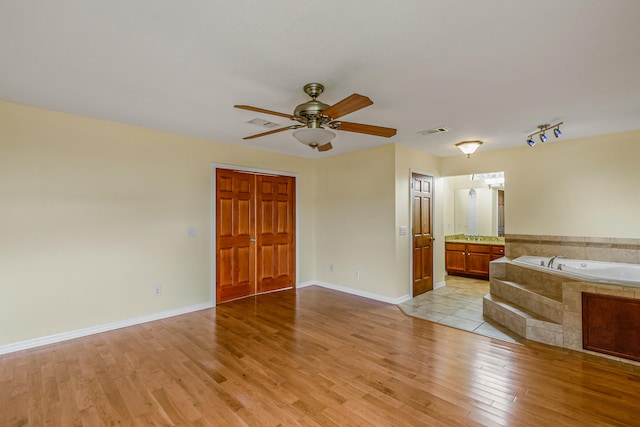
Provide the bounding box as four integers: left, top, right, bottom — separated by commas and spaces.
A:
455, 140, 483, 158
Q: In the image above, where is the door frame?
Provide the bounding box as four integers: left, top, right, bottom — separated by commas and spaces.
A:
409, 169, 436, 297
211, 163, 299, 306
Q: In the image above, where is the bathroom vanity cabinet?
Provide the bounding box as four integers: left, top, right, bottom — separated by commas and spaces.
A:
445, 242, 504, 279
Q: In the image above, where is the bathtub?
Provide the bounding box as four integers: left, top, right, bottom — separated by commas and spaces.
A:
512, 255, 640, 287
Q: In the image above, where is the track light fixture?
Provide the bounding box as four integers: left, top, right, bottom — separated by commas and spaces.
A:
526, 122, 563, 147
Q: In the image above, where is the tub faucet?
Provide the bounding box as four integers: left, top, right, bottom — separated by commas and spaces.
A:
548, 255, 566, 268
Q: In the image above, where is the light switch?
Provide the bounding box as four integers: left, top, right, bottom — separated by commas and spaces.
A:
187, 227, 197, 237
399, 226, 407, 236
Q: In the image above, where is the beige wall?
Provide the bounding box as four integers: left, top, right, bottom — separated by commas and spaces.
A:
314, 144, 398, 297
440, 130, 640, 239
0, 101, 315, 346
313, 143, 442, 299
3, 98, 640, 348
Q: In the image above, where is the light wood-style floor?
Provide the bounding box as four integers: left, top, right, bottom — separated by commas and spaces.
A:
2, 286, 639, 426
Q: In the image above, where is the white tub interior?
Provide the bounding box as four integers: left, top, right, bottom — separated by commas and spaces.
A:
512, 255, 640, 287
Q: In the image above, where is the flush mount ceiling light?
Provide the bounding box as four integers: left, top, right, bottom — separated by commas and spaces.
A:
526, 122, 563, 147
455, 140, 483, 158
292, 127, 336, 152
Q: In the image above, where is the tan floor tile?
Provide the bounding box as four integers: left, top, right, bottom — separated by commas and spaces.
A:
398, 276, 522, 344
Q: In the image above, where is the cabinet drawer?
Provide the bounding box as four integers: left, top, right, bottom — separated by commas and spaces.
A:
467, 244, 491, 254
492, 246, 505, 255
445, 243, 466, 251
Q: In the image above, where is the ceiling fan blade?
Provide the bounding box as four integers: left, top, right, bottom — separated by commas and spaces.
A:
321, 94, 373, 119
333, 121, 397, 138
317, 142, 333, 152
234, 105, 294, 119
242, 125, 300, 140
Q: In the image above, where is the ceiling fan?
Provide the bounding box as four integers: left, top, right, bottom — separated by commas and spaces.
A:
234, 83, 397, 152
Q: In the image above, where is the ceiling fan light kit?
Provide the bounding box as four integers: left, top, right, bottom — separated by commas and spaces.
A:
234, 83, 397, 152
292, 128, 336, 148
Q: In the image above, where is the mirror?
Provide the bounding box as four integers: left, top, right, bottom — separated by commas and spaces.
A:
443, 172, 505, 237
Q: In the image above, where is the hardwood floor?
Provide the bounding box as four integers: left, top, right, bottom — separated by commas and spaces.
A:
2, 286, 640, 426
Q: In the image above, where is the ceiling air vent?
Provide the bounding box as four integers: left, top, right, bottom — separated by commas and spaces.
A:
248, 118, 280, 129
418, 127, 450, 135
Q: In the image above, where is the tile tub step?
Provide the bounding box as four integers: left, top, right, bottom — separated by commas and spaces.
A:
482, 294, 563, 346
493, 279, 562, 302
489, 278, 564, 323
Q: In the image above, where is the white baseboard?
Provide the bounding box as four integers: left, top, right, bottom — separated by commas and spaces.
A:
0, 302, 214, 356
434, 280, 446, 289
298, 281, 411, 305
3, 279, 441, 356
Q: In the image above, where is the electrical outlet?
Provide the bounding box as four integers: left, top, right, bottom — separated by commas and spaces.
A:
354, 270, 360, 279
153, 285, 162, 297
330, 264, 334, 272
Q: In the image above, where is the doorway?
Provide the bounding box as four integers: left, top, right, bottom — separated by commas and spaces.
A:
215, 168, 296, 303
411, 172, 434, 297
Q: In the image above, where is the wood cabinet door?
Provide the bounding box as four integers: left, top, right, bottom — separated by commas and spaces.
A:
412, 173, 434, 296
216, 169, 255, 303
467, 251, 491, 276
445, 249, 467, 274
583, 292, 640, 362
256, 175, 296, 293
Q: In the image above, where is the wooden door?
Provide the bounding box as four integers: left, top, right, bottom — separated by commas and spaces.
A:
412, 173, 434, 296
256, 175, 296, 293
216, 169, 296, 303
216, 169, 255, 303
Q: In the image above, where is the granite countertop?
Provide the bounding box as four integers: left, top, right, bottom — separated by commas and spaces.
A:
445, 235, 505, 245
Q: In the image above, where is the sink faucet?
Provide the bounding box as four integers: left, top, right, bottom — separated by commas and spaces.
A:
547, 255, 566, 268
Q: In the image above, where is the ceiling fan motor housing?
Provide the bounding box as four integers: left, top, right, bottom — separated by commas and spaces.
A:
293, 100, 331, 127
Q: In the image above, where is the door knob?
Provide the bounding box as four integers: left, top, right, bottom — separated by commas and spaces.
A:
250, 238, 256, 242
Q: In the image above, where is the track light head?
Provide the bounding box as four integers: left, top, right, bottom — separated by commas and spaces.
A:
527, 138, 536, 147
540, 133, 547, 143
553, 127, 562, 138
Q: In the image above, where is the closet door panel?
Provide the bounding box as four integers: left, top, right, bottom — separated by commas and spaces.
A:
256, 175, 296, 293
216, 170, 255, 303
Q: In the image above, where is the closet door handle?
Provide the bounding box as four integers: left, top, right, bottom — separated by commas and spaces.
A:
250, 238, 256, 242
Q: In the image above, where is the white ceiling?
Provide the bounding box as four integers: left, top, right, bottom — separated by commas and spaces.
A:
1, 0, 639, 158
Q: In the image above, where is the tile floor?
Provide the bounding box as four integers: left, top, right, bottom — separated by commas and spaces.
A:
398, 275, 524, 344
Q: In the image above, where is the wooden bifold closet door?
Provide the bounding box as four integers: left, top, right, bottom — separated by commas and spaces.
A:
216, 169, 296, 303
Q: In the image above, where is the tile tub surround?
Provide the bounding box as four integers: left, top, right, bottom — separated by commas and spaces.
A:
488, 257, 640, 367
504, 234, 640, 264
